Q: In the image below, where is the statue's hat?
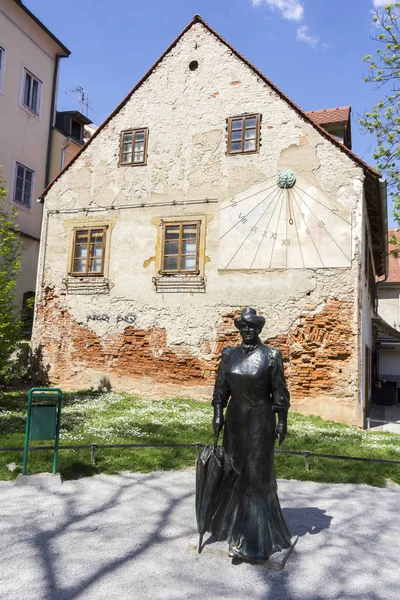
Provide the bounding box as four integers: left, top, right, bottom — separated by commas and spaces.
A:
234, 307, 265, 330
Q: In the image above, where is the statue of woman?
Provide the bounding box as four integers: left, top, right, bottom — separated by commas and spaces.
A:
210, 307, 292, 562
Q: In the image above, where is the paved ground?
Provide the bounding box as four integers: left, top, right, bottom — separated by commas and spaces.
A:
0, 471, 399, 600
370, 403, 400, 433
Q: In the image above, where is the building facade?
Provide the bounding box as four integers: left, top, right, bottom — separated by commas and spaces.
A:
33, 16, 387, 426
0, 0, 69, 326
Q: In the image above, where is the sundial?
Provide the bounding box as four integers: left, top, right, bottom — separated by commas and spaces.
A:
219, 170, 352, 270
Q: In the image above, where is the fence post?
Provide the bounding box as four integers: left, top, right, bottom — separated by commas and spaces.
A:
304, 451, 310, 470
367, 417, 371, 430
195, 443, 201, 461
91, 443, 97, 465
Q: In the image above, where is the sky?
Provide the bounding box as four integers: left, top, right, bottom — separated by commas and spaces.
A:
24, 0, 396, 224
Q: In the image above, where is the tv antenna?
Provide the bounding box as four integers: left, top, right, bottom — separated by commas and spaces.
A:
66, 84, 98, 118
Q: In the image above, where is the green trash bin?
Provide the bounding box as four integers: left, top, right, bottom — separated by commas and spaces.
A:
22, 388, 63, 476
29, 405, 57, 441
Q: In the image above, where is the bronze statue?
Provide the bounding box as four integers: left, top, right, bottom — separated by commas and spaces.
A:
209, 307, 292, 563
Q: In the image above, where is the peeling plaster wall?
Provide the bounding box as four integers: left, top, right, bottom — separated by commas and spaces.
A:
34, 23, 366, 425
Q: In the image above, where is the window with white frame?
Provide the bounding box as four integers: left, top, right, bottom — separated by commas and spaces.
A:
14, 163, 34, 207
22, 69, 41, 115
0, 47, 5, 93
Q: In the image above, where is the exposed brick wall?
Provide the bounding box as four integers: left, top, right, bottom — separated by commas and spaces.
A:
264, 299, 356, 398
34, 289, 209, 386
35, 292, 356, 400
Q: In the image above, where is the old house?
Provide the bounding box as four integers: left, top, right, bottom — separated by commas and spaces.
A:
33, 15, 388, 427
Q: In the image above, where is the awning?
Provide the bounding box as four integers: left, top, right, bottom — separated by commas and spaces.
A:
372, 315, 400, 345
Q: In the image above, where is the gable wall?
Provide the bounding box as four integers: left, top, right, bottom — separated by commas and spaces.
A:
34, 23, 366, 425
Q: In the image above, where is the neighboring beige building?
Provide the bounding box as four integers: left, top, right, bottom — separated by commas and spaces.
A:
0, 0, 69, 330
375, 229, 400, 405
34, 16, 388, 427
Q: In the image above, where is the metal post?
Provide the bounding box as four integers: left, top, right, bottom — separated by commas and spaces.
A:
195, 443, 201, 461
53, 390, 62, 474
91, 444, 97, 465
304, 451, 310, 470
22, 389, 34, 476
367, 417, 371, 430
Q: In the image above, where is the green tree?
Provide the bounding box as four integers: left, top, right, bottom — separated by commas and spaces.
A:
0, 167, 22, 383
360, 3, 400, 235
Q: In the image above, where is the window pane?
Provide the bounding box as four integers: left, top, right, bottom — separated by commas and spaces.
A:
245, 117, 256, 128
165, 226, 180, 240
15, 177, 24, 194
231, 119, 242, 130
244, 139, 256, 151
90, 244, 103, 258
123, 133, 133, 143
245, 128, 256, 140
90, 259, 102, 272
164, 256, 178, 270
90, 229, 104, 241
74, 259, 86, 272
135, 131, 145, 141
17, 164, 25, 179
75, 231, 88, 242
134, 152, 144, 163
23, 180, 32, 205
121, 153, 131, 164
231, 130, 242, 141
182, 225, 197, 238
123, 142, 132, 153
230, 141, 242, 152
165, 241, 179, 255
14, 185, 23, 203
181, 256, 196, 270
24, 73, 31, 106
31, 79, 39, 113
182, 240, 196, 254
75, 245, 87, 258
25, 169, 33, 183
134, 141, 145, 152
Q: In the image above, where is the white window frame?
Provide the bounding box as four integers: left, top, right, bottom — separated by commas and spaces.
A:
0, 46, 6, 95
11, 159, 35, 210
19, 65, 42, 119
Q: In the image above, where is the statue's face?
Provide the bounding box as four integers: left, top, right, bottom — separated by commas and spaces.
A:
239, 323, 261, 345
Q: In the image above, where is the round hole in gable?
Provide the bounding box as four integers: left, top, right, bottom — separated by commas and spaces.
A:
189, 60, 199, 71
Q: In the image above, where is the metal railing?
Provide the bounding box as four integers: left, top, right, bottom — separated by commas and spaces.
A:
1, 442, 400, 471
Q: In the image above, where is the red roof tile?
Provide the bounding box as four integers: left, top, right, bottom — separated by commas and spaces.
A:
306, 106, 351, 126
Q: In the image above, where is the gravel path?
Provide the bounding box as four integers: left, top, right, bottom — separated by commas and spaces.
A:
0, 471, 399, 600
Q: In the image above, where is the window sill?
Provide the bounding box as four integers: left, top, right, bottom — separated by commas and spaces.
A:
153, 274, 205, 294
10, 198, 32, 211
19, 103, 41, 121
62, 276, 110, 295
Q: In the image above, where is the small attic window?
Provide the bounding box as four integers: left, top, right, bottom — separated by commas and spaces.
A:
119, 128, 148, 166
189, 60, 198, 71
227, 114, 261, 155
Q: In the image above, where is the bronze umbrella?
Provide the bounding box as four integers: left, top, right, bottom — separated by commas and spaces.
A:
195, 436, 238, 553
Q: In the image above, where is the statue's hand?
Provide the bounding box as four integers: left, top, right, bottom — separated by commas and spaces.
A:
213, 405, 225, 436
275, 416, 287, 446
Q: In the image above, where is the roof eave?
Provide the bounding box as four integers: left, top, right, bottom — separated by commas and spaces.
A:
13, 0, 70, 56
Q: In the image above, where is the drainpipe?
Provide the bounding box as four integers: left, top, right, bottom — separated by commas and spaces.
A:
61, 137, 72, 169
379, 178, 388, 279
44, 54, 62, 187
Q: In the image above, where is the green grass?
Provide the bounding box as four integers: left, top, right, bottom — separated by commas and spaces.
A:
1, 389, 400, 487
